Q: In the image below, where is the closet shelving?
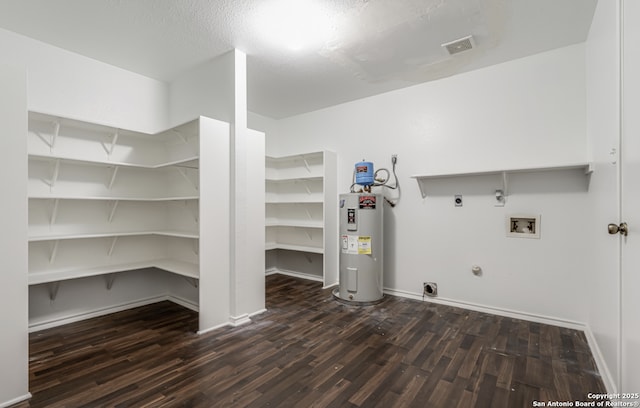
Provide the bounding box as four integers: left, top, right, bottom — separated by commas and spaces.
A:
27, 112, 206, 288
265, 151, 337, 287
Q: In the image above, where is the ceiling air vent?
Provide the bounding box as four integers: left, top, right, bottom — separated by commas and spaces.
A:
441, 35, 475, 55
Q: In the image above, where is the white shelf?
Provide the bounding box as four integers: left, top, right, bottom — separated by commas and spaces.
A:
264, 150, 337, 287
265, 242, 324, 254
265, 198, 324, 204
265, 220, 324, 228
265, 176, 323, 183
411, 162, 593, 198
29, 230, 198, 242
265, 152, 325, 180
27, 113, 203, 285
28, 195, 199, 202
28, 258, 199, 285
26, 112, 235, 333
28, 153, 199, 169
266, 151, 324, 163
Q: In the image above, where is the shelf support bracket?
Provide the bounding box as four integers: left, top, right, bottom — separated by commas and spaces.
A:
171, 129, 188, 144
301, 180, 312, 194
191, 200, 200, 224
193, 239, 199, 255
183, 276, 198, 288
105, 274, 116, 290
101, 130, 119, 155
110, 130, 119, 156
501, 171, 509, 197
304, 207, 313, 220
301, 156, 311, 173
108, 200, 119, 223
108, 237, 118, 257
108, 166, 119, 190
585, 163, 594, 174
51, 121, 60, 151
49, 240, 60, 264
49, 159, 61, 188
48, 282, 60, 302
177, 167, 198, 191
416, 179, 427, 199
184, 200, 198, 223
304, 229, 313, 241
50, 198, 60, 225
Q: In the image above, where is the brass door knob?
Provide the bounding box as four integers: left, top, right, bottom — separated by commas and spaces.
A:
608, 222, 628, 236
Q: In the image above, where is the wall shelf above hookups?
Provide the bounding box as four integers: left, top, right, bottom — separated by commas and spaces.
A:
410, 162, 593, 200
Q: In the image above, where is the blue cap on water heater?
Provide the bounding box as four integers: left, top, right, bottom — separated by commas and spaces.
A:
355, 161, 374, 186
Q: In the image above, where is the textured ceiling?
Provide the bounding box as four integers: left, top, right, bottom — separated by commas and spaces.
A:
0, 0, 597, 119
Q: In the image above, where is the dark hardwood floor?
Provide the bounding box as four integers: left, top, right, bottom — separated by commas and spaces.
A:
15, 274, 605, 407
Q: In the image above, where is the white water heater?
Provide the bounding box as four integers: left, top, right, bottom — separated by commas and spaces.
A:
335, 193, 384, 303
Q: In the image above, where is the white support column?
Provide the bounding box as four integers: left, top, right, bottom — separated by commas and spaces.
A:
229, 50, 266, 323
0, 63, 30, 406
198, 117, 231, 333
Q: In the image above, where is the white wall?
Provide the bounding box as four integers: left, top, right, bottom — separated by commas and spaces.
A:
585, 0, 621, 392
0, 28, 169, 133
0, 63, 30, 407
267, 44, 591, 325
169, 51, 235, 126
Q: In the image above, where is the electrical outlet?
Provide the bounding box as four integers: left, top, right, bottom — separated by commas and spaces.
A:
423, 282, 438, 297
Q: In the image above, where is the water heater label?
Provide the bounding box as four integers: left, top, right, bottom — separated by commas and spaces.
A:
341, 235, 371, 255
358, 236, 372, 254
347, 208, 357, 231
342, 235, 359, 254
359, 195, 376, 209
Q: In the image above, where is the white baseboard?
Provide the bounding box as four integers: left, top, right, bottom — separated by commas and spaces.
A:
229, 313, 252, 326
28, 295, 169, 332
584, 326, 617, 394
384, 287, 587, 330
322, 282, 338, 290
168, 294, 199, 312
198, 308, 267, 334
196, 321, 232, 335
28, 293, 267, 338
0, 393, 31, 408
266, 267, 323, 283
250, 308, 267, 318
